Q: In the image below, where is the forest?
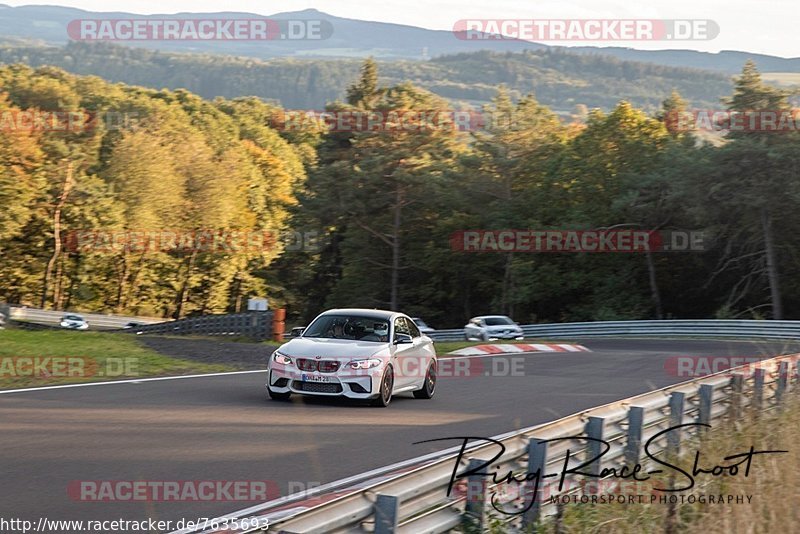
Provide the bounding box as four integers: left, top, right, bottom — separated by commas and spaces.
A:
0, 42, 734, 111
1, 58, 798, 327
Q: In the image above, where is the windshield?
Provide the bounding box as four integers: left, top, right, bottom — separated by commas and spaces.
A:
484, 317, 514, 326
303, 314, 390, 342
63, 315, 84, 321
412, 318, 428, 328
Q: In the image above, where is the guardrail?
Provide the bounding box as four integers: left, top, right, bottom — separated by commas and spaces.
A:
116, 311, 274, 340
6, 305, 165, 330
209, 350, 799, 534
428, 319, 800, 341
2, 304, 274, 340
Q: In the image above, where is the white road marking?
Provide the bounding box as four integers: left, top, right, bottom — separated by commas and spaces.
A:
0, 370, 267, 395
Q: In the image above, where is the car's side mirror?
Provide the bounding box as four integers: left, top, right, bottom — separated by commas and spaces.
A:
394, 333, 413, 344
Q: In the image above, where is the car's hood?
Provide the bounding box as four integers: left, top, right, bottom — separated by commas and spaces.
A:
278, 337, 389, 359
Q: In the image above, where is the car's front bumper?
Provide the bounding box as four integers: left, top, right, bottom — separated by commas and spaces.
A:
487, 331, 524, 340
266, 366, 383, 399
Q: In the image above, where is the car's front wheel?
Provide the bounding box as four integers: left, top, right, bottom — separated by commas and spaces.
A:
268, 388, 291, 401
413, 362, 436, 399
371, 367, 394, 407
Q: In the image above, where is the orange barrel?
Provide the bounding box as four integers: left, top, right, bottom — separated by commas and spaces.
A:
272, 309, 285, 342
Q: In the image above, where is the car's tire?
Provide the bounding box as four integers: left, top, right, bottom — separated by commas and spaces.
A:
371, 367, 394, 407
480, 330, 489, 341
464, 332, 471, 341
268, 389, 291, 401
413, 362, 436, 399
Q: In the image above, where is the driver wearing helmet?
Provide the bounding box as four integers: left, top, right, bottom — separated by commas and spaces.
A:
374, 322, 389, 342
329, 319, 346, 339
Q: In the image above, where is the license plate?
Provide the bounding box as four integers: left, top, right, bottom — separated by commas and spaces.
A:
301, 373, 331, 383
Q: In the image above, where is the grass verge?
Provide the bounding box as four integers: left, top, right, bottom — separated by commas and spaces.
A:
527, 400, 800, 534
0, 329, 236, 390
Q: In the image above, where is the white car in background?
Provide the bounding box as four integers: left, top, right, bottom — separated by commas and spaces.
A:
464, 315, 523, 341
267, 309, 437, 407
59, 314, 89, 330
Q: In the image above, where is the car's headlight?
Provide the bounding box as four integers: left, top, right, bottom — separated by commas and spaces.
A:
272, 351, 293, 365
347, 358, 382, 370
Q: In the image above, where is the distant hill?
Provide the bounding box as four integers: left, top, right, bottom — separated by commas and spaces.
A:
0, 5, 799, 74
0, 42, 734, 111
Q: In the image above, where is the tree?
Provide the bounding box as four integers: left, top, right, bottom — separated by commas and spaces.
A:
696, 61, 796, 319
346, 57, 382, 108
458, 88, 568, 316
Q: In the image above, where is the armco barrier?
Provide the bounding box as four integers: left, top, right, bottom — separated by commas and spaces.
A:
186, 350, 800, 534
6, 305, 165, 330
116, 311, 274, 340
428, 319, 800, 341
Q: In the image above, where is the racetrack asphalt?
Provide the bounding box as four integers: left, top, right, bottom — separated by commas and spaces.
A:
0, 338, 797, 527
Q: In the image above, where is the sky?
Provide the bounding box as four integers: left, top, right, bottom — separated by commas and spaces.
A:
2, 0, 797, 58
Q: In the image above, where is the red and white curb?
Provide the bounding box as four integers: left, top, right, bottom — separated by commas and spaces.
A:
448, 343, 590, 356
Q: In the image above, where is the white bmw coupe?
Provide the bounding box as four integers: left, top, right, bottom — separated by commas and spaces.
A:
266, 308, 437, 407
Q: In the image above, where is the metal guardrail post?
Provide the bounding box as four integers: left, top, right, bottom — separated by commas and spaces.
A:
668, 391, 685, 455
753, 368, 765, 411
522, 437, 548, 529
795, 361, 800, 392
585, 416, 604, 494
625, 406, 644, 465
374, 494, 399, 534
464, 458, 486, 531
731, 374, 744, 420
698, 384, 713, 427
777, 361, 790, 402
